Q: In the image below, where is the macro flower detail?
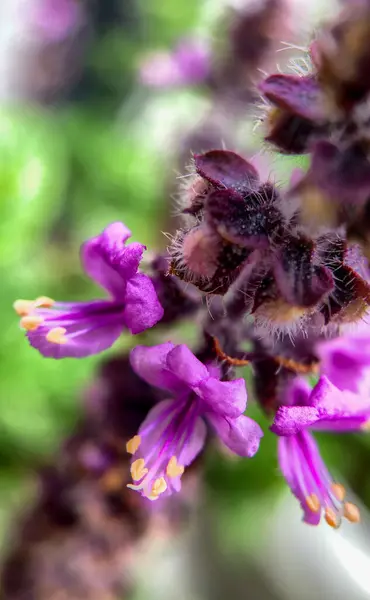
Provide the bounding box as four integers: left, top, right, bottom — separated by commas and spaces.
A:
271, 377, 364, 527
126, 342, 263, 500
14, 223, 164, 358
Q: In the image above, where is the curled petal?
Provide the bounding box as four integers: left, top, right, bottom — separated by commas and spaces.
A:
166, 344, 209, 387
309, 376, 370, 431
81, 222, 145, 299
207, 413, 263, 457
194, 150, 259, 194
271, 405, 320, 436
197, 377, 247, 417
123, 273, 164, 334
129, 343, 182, 392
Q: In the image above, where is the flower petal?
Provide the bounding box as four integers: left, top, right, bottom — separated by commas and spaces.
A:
278, 435, 320, 526
309, 376, 370, 431
27, 311, 123, 359
207, 413, 263, 457
271, 405, 320, 436
318, 331, 370, 392
129, 343, 183, 392
197, 377, 247, 417
165, 344, 209, 387
194, 150, 259, 195
81, 222, 145, 299
123, 273, 164, 334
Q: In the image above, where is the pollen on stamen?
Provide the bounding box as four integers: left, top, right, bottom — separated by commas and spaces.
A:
306, 494, 321, 513
126, 435, 141, 455
331, 483, 346, 502
344, 502, 361, 523
34, 296, 55, 308
166, 456, 185, 478
13, 299, 33, 316
151, 477, 167, 497
20, 315, 44, 331
46, 327, 67, 345
130, 458, 148, 482
324, 507, 339, 528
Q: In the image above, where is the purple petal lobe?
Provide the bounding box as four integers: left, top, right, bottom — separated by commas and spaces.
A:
197, 377, 247, 417
194, 150, 259, 195
271, 405, 320, 436
81, 222, 145, 299
260, 74, 325, 121
129, 343, 182, 392
309, 376, 370, 430
207, 413, 263, 457
123, 273, 164, 334
166, 344, 209, 387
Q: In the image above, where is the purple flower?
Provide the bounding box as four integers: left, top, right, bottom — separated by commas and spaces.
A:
126, 342, 263, 501
31, 0, 82, 43
14, 223, 164, 359
271, 377, 365, 527
139, 39, 210, 88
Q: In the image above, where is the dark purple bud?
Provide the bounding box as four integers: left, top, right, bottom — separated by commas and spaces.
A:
321, 264, 370, 324
169, 225, 250, 294
194, 149, 259, 195
205, 186, 282, 248
265, 107, 321, 154
317, 5, 370, 110
311, 141, 370, 204
260, 74, 326, 122
273, 235, 334, 308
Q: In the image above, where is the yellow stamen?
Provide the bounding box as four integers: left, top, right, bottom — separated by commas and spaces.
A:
344, 502, 361, 524
331, 483, 346, 502
166, 456, 185, 478
130, 458, 148, 482
324, 507, 339, 528
306, 494, 321, 513
126, 435, 141, 455
20, 315, 44, 331
151, 477, 167, 497
13, 299, 33, 316
361, 419, 370, 431
35, 296, 55, 308
46, 327, 67, 345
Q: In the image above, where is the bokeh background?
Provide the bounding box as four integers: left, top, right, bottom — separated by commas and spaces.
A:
2, 1, 370, 598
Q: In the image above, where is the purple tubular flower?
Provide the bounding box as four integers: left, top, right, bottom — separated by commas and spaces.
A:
14, 223, 164, 359
126, 342, 263, 501
272, 377, 364, 527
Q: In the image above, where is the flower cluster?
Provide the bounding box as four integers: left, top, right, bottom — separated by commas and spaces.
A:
14, 1, 370, 531
260, 0, 370, 259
